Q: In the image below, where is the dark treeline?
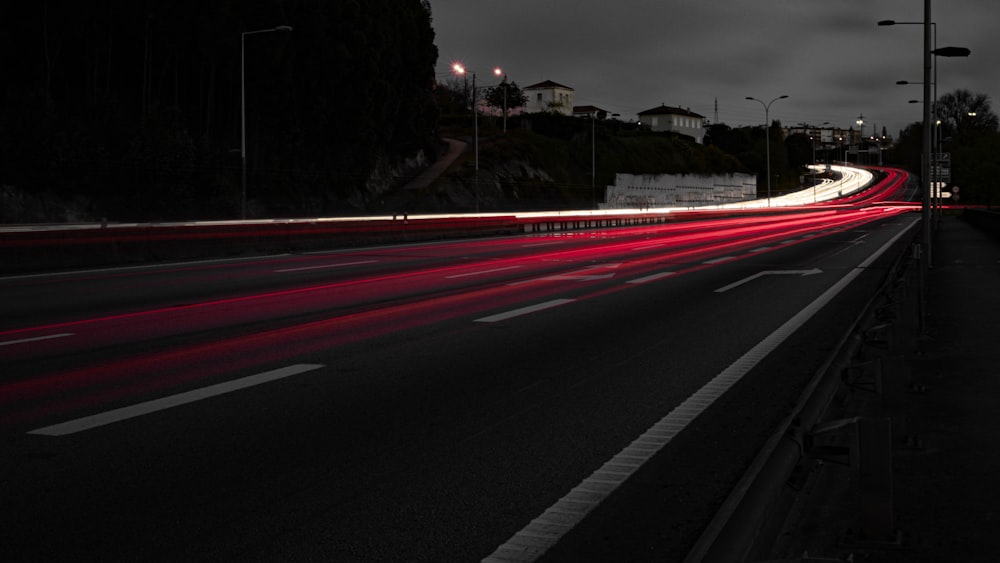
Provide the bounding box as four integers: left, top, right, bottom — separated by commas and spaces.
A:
0, 0, 439, 220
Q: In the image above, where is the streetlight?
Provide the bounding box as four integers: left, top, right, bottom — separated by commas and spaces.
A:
452, 63, 503, 212
900, 79, 944, 221
856, 114, 864, 165
494, 67, 508, 133
746, 95, 788, 206
589, 111, 619, 210
879, 15, 971, 270
241, 25, 292, 220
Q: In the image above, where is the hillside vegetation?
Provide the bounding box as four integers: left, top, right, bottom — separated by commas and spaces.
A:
382, 114, 749, 213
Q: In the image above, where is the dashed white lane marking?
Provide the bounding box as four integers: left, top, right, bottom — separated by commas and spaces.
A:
482, 217, 920, 563
276, 260, 377, 272
28, 364, 325, 436
475, 299, 575, 323
702, 255, 735, 264
446, 265, 523, 279
626, 271, 676, 284
0, 333, 74, 347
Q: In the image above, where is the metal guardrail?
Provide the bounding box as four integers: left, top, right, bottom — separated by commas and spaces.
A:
0, 207, 816, 275
683, 219, 923, 563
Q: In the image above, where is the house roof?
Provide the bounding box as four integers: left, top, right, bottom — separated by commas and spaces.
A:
637, 104, 704, 118
523, 80, 574, 91
572, 105, 607, 114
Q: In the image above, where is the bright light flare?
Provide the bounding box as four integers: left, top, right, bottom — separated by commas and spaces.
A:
451, 62, 466, 75
493, 67, 503, 77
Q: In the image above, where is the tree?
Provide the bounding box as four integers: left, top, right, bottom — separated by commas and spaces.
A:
935, 89, 999, 137
0, 0, 442, 220
481, 80, 527, 119
953, 132, 1000, 207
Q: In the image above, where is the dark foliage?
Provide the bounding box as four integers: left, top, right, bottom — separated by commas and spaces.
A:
705, 122, 800, 196
886, 90, 1000, 206
0, 0, 439, 220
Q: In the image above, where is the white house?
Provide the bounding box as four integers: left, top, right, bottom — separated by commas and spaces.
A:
523, 80, 574, 115
637, 104, 706, 143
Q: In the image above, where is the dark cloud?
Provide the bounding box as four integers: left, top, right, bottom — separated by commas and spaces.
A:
430, 0, 996, 136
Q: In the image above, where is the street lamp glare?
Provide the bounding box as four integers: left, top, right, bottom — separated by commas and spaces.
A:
452, 63, 466, 75
493, 67, 503, 77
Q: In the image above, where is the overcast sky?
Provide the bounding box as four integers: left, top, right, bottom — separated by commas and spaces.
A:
429, 0, 996, 138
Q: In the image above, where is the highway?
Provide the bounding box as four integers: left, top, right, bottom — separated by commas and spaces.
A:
1, 170, 918, 561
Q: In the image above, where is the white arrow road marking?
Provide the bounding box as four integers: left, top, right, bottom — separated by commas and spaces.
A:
714, 268, 823, 293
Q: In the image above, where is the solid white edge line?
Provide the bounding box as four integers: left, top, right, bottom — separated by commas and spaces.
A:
28, 363, 325, 436
0, 333, 74, 347
481, 216, 919, 563
475, 299, 575, 323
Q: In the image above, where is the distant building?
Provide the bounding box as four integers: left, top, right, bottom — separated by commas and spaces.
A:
523, 80, 574, 115
637, 104, 706, 143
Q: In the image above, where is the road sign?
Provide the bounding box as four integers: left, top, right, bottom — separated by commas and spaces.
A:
932, 165, 951, 183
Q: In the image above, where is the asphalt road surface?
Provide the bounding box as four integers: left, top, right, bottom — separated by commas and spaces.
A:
1, 207, 918, 562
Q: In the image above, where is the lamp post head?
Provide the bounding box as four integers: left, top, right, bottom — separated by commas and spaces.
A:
275, 25, 293, 32
779, 95, 789, 99
933, 46, 971, 57
877, 20, 896, 26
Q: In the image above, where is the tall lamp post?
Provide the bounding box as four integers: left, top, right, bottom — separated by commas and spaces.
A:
855, 114, 865, 165
241, 25, 292, 220
495, 68, 508, 133
746, 95, 788, 206
882, 20, 939, 225
878, 15, 970, 268
452, 63, 503, 212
